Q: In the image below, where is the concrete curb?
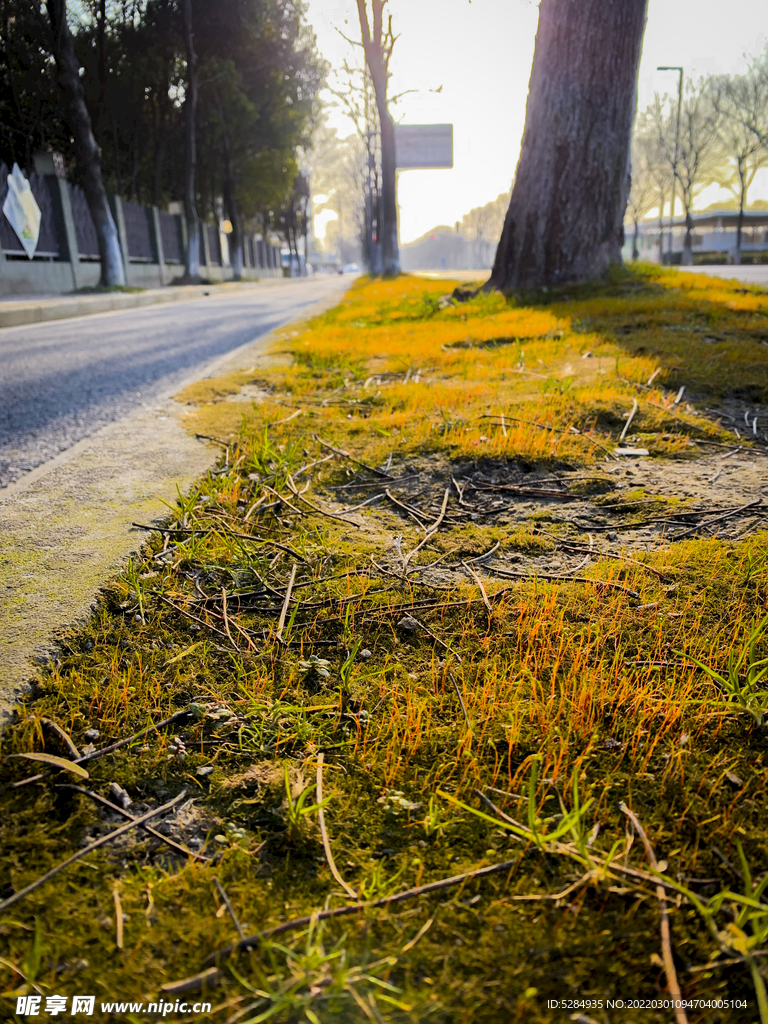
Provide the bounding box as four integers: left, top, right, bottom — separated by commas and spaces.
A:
0, 279, 286, 329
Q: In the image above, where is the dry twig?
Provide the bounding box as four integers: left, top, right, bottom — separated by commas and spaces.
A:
0, 792, 186, 912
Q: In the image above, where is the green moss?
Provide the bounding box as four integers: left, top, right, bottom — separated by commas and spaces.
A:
3, 269, 768, 1022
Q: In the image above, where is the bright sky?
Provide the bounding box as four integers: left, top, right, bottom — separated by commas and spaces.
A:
305, 0, 768, 245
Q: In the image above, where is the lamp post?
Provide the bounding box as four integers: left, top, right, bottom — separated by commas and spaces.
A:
657, 66, 683, 265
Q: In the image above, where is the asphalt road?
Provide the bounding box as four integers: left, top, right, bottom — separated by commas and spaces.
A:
0, 277, 347, 490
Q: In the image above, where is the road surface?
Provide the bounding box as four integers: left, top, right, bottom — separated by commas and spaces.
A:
0, 276, 349, 718
0, 277, 346, 491
672, 264, 768, 287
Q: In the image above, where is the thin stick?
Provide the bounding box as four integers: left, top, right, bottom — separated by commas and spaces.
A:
285, 475, 361, 528
214, 879, 245, 940
156, 856, 516, 983
385, 489, 428, 528
620, 802, 688, 1024
113, 884, 124, 950
462, 561, 491, 614
619, 398, 639, 442
672, 499, 762, 541
316, 754, 356, 898
276, 564, 297, 643
221, 589, 236, 648
314, 436, 392, 478
271, 408, 303, 425
404, 489, 450, 566
341, 493, 386, 514
0, 792, 186, 912
131, 524, 307, 563
486, 567, 639, 598
57, 784, 207, 861
9, 710, 190, 790
447, 670, 471, 731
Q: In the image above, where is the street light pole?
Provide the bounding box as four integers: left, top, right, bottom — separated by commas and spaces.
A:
657, 66, 683, 265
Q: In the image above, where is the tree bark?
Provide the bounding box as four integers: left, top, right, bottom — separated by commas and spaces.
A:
182, 0, 201, 280
682, 209, 694, 265
357, 0, 400, 276
489, 0, 648, 291
47, 0, 125, 287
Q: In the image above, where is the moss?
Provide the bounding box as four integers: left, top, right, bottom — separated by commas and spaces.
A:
2, 268, 768, 1022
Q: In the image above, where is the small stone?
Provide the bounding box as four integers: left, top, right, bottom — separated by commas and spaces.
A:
397, 615, 420, 633
603, 737, 622, 750
614, 447, 649, 457
725, 771, 744, 788
607, 531, 618, 542
84, 728, 100, 741
196, 766, 214, 777
359, 649, 373, 660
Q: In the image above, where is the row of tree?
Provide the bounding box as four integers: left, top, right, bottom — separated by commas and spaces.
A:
0, 0, 323, 283
628, 50, 768, 265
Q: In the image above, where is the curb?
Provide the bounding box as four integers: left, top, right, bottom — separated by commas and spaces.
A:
0, 279, 285, 329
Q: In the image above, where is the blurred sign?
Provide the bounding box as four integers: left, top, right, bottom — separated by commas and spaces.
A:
3, 164, 41, 259
395, 124, 453, 169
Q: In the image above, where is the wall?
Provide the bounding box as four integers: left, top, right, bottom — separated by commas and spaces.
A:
0, 161, 283, 295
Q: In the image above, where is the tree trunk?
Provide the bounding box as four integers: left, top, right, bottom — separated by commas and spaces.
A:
682, 208, 694, 265
217, 96, 243, 281
489, 0, 648, 291
632, 221, 639, 260
182, 0, 200, 280
734, 169, 746, 265
357, 0, 400, 276
223, 176, 243, 281
47, 0, 125, 287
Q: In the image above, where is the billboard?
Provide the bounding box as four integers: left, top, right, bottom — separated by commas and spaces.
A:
395, 124, 453, 170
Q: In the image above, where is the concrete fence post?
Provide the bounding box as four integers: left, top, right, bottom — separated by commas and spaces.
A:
150, 206, 166, 286
109, 195, 130, 278
201, 223, 212, 278
54, 179, 82, 291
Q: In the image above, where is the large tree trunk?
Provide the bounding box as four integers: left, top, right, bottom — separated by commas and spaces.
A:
47, 0, 125, 287
182, 0, 201, 280
489, 0, 648, 291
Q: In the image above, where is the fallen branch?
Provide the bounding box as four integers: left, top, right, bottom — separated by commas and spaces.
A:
671, 499, 762, 541
0, 791, 186, 912
161, 856, 521, 994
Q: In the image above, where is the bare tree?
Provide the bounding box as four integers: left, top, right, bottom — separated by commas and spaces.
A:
651, 79, 722, 265
741, 47, 768, 150
627, 134, 658, 259
635, 107, 675, 263
356, 0, 399, 276
711, 71, 768, 263
46, 0, 125, 286
489, 0, 648, 291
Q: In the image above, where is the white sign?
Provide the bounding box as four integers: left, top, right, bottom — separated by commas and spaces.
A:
395, 124, 453, 170
3, 163, 41, 259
